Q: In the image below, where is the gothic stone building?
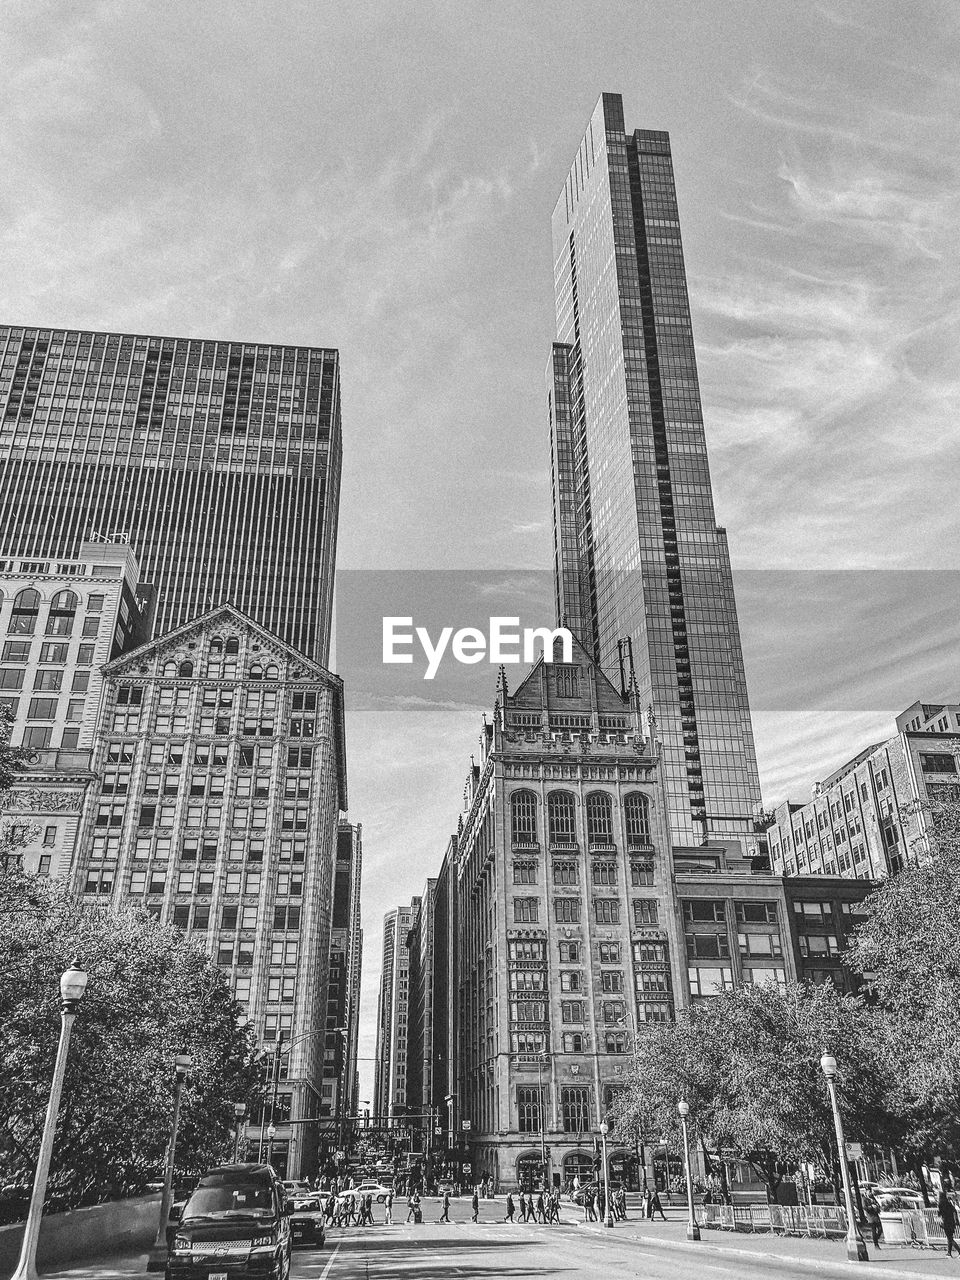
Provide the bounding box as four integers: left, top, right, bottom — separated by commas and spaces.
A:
455, 637, 679, 1191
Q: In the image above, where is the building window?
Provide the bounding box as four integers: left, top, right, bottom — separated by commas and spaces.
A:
599, 942, 621, 963
562, 1032, 584, 1053
594, 899, 620, 925
605, 1031, 628, 1054
553, 860, 577, 885
687, 932, 730, 959
682, 900, 725, 924
592, 861, 617, 886
42, 825, 56, 847
601, 971, 624, 993
513, 861, 537, 885
10, 589, 40, 635
45, 591, 78, 636
548, 791, 577, 844
630, 860, 654, 887
508, 939, 545, 961
22, 726, 52, 748
558, 940, 580, 962
513, 897, 539, 924
634, 899, 659, 928
688, 966, 734, 996
586, 792, 613, 845
561, 1000, 584, 1024
735, 902, 778, 925
738, 932, 782, 958
555, 665, 580, 698
920, 752, 957, 774
511, 790, 538, 846
560, 971, 582, 992
510, 1032, 546, 1055
554, 897, 580, 923
799, 934, 840, 958
624, 792, 651, 846
517, 1086, 542, 1133
560, 1086, 591, 1133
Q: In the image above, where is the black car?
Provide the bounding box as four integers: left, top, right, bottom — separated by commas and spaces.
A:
288, 1194, 326, 1248
166, 1164, 292, 1280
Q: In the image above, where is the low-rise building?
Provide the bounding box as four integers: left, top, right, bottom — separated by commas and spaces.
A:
767, 700, 960, 880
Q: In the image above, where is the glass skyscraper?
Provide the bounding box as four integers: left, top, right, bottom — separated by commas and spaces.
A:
0, 326, 341, 663
547, 93, 762, 850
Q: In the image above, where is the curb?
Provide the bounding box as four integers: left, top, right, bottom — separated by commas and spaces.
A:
571, 1220, 950, 1279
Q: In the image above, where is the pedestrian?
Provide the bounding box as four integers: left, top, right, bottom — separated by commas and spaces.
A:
863, 1192, 882, 1248
939, 1185, 960, 1257
406, 1190, 421, 1223
504, 1192, 515, 1222
650, 1189, 667, 1221
472, 1188, 480, 1223
586, 1191, 597, 1222
519, 1191, 528, 1222
534, 1191, 545, 1223
385, 1190, 393, 1225
439, 1190, 451, 1223
643, 1188, 652, 1220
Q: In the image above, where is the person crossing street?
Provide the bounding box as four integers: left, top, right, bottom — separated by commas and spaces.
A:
504, 1192, 516, 1222
472, 1188, 480, 1223
439, 1190, 451, 1223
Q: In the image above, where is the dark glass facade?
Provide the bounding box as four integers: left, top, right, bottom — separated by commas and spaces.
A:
548, 93, 762, 850
0, 326, 341, 663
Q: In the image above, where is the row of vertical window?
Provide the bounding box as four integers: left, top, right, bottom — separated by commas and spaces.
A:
513, 859, 653, 886
511, 789, 651, 846
513, 897, 658, 926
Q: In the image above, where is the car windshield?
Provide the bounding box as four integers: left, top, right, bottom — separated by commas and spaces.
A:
183, 1185, 274, 1219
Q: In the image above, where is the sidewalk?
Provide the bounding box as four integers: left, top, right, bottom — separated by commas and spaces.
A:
570, 1211, 960, 1278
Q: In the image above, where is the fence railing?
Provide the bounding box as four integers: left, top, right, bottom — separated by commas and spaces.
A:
701, 1203, 950, 1249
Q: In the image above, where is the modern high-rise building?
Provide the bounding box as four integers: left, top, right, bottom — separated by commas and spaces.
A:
547, 93, 762, 851
318, 820, 363, 1152
0, 326, 341, 662
373, 899, 418, 1124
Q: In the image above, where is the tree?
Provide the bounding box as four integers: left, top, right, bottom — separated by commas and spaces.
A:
0, 707, 33, 866
610, 981, 893, 1201
847, 799, 960, 1192
1, 869, 261, 1207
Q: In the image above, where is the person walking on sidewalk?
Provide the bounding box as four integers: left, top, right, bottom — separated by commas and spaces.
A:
939, 1184, 960, 1257
650, 1189, 667, 1221
439, 1190, 451, 1223
863, 1192, 881, 1248
384, 1190, 393, 1225
519, 1191, 529, 1222
504, 1192, 515, 1222
535, 1191, 546, 1223
472, 1188, 480, 1223
406, 1190, 421, 1223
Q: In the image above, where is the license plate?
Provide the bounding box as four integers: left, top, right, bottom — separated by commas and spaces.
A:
209, 1272, 228, 1279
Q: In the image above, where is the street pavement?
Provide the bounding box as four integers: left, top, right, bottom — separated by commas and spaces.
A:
25, 1198, 960, 1280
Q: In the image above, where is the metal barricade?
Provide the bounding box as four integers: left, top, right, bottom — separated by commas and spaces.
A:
921, 1207, 948, 1248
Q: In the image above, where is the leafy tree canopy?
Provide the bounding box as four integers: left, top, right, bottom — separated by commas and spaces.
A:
1, 869, 261, 1207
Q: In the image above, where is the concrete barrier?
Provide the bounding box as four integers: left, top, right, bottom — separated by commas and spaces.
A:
0, 1195, 160, 1277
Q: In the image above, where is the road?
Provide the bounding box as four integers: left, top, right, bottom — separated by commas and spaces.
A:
23, 1201, 958, 1280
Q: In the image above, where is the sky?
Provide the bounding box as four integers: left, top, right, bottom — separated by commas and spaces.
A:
3, 0, 960, 1102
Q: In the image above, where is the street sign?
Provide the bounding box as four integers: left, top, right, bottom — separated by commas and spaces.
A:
461, 1120, 472, 1131
845, 1142, 863, 1160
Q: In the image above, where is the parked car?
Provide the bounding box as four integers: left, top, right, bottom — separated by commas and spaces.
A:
875, 1186, 926, 1211
165, 1163, 292, 1280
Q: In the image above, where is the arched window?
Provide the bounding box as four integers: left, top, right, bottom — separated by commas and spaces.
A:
624, 792, 651, 848
548, 791, 577, 845
178, 661, 194, 678
10, 589, 41, 635
586, 792, 613, 846
209, 639, 224, 655
562, 1032, 584, 1053
511, 790, 538, 846
225, 638, 240, 655
162, 661, 178, 678
45, 589, 78, 636
264, 663, 279, 680
249, 663, 263, 681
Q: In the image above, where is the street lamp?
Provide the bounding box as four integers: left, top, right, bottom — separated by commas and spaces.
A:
598, 1121, 614, 1228
536, 1056, 549, 1188
266, 1123, 277, 1167
232, 1103, 247, 1163
820, 1055, 869, 1263
444, 1094, 455, 1151
677, 1101, 700, 1242
146, 1053, 193, 1272
10, 961, 88, 1280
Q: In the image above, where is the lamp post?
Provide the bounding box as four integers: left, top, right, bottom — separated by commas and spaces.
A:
677, 1101, 700, 1241
598, 1122, 614, 1228
820, 1055, 869, 1263
10, 961, 88, 1280
233, 1103, 247, 1163
444, 1094, 455, 1151
146, 1053, 193, 1272
266, 1124, 277, 1167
